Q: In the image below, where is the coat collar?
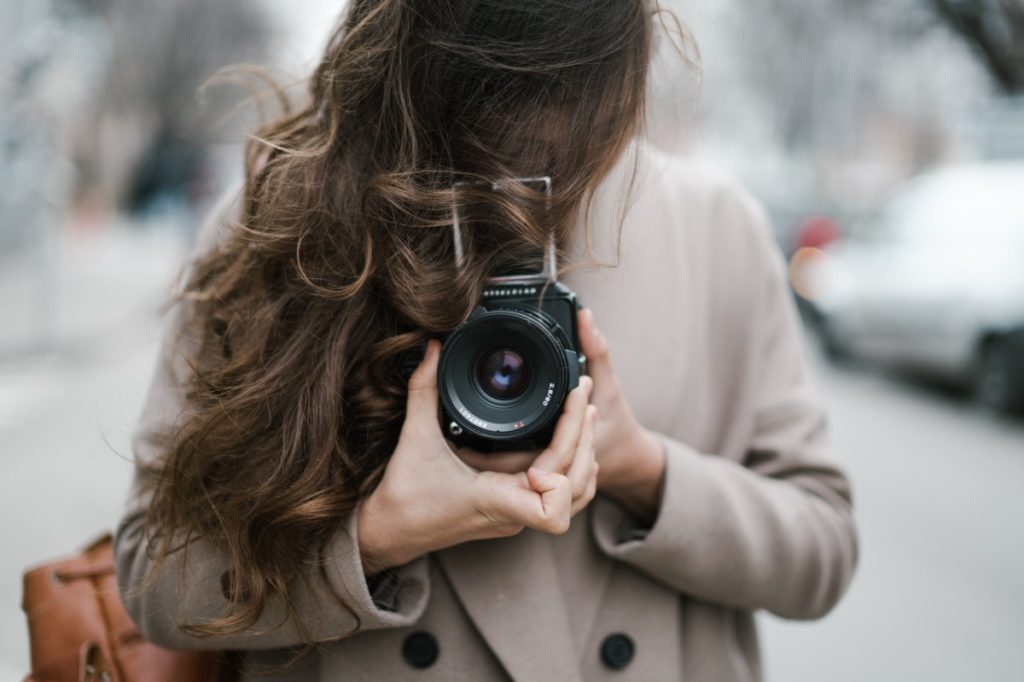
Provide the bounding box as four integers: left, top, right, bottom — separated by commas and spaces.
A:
436, 529, 584, 682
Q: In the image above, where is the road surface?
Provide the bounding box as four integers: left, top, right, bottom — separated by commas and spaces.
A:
760, 355, 1024, 682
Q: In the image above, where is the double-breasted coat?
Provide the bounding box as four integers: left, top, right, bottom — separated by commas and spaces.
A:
114, 139, 859, 681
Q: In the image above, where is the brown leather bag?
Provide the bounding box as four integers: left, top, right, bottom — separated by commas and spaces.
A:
21, 533, 234, 682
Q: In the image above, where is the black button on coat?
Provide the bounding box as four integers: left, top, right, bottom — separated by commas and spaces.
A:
600, 633, 635, 670
402, 631, 440, 669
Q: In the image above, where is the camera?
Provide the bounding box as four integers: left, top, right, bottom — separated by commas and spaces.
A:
407, 176, 586, 452
438, 278, 585, 451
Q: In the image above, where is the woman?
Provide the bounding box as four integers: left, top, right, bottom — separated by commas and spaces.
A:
114, 0, 859, 680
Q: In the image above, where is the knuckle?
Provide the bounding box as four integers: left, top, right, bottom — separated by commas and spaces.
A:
549, 517, 571, 535
572, 479, 587, 499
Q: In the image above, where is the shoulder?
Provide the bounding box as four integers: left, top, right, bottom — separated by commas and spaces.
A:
641, 144, 773, 247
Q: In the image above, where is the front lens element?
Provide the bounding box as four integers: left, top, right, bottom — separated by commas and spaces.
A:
477, 349, 531, 400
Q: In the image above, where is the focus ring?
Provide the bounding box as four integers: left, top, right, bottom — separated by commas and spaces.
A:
438, 307, 571, 444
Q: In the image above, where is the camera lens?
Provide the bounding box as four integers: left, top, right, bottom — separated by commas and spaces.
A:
438, 307, 576, 448
477, 349, 531, 400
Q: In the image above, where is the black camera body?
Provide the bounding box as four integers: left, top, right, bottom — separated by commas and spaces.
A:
437, 279, 585, 452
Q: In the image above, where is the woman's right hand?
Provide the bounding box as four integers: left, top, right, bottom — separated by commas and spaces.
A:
357, 339, 597, 573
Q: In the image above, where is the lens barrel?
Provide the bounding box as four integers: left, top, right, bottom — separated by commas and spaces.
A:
438, 307, 576, 448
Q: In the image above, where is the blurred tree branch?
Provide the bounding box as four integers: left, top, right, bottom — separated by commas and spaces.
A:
929, 0, 1024, 92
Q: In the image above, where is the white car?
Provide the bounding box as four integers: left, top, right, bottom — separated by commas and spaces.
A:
795, 162, 1024, 414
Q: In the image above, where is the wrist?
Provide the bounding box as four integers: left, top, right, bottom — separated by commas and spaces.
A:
599, 427, 666, 524
357, 486, 422, 574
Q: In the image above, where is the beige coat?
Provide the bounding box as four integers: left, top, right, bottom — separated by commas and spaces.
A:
114, 140, 858, 681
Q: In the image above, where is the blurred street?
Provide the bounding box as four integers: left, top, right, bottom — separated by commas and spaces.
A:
760, 354, 1024, 681
1, 232, 1022, 679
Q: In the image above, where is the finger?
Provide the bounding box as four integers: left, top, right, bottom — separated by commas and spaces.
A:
524, 467, 572, 534
473, 471, 563, 534
566, 404, 598, 499
457, 447, 538, 474
405, 339, 441, 427
577, 308, 616, 388
531, 376, 593, 474
473, 469, 571, 536
571, 463, 599, 516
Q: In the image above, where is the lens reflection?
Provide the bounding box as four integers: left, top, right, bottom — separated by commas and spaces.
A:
477, 349, 531, 400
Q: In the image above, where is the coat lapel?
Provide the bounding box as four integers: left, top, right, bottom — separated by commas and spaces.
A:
436, 530, 583, 682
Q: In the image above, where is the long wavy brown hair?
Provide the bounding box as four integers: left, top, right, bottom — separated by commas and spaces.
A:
140, 0, 663, 641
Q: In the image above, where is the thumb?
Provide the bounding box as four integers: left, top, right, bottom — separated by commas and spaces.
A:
405, 339, 441, 426
472, 469, 569, 537
577, 307, 615, 388
524, 467, 571, 535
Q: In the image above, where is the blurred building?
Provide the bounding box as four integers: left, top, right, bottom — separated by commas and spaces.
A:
0, 1, 97, 252
0, 0, 271, 356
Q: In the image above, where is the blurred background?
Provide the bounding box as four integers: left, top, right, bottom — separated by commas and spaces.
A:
2, 0, 1022, 679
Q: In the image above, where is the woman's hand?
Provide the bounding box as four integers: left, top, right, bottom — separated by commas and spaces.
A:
357, 340, 598, 573
453, 308, 665, 523
577, 307, 666, 524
